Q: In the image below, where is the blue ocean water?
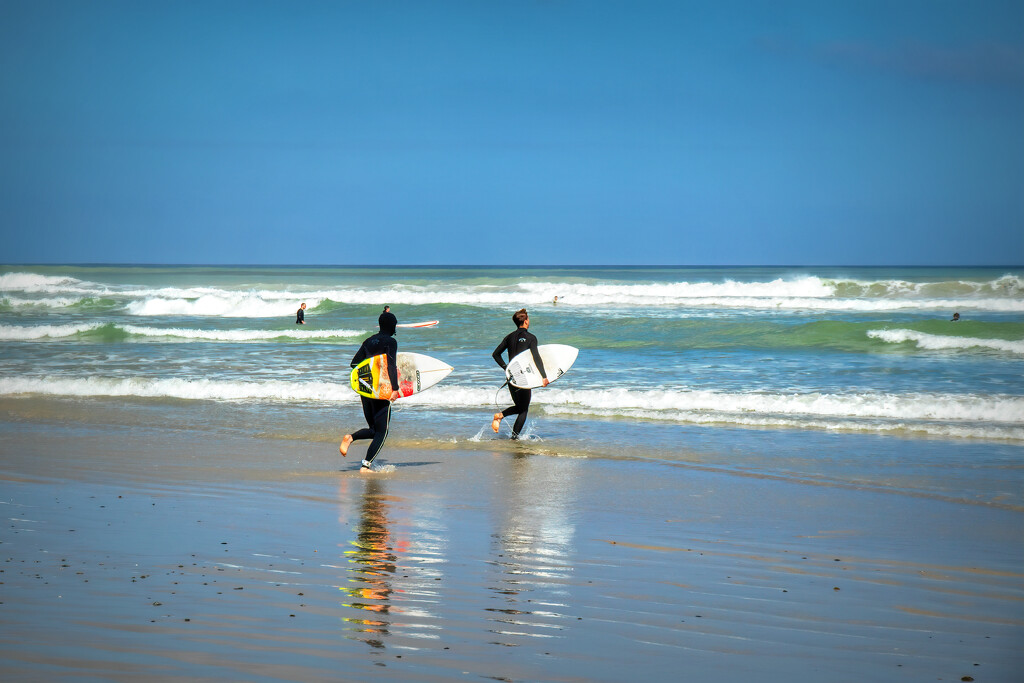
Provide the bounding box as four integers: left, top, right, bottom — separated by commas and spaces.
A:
1, 265, 1022, 458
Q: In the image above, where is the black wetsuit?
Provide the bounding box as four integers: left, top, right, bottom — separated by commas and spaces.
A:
349, 313, 398, 466
492, 326, 547, 438
296, 307, 305, 324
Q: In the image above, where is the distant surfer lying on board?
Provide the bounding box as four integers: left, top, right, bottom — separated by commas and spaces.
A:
340, 308, 402, 472
491, 308, 548, 439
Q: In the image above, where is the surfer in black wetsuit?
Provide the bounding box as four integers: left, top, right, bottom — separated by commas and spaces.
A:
296, 302, 306, 324
491, 308, 548, 439
340, 309, 402, 472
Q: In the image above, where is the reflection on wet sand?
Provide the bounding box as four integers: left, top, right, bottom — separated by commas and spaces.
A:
338, 477, 406, 650
486, 452, 581, 646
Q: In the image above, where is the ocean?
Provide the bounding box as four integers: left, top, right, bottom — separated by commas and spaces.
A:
2, 264, 1022, 501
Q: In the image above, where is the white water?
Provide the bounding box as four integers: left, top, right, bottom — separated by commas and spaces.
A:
867, 329, 1024, 355
0, 323, 365, 341
3, 376, 1021, 441
3, 272, 1023, 315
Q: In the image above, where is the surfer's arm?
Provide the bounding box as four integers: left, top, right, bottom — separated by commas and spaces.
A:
491, 338, 509, 370
350, 342, 368, 368
386, 340, 401, 399
528, 339, 548, 381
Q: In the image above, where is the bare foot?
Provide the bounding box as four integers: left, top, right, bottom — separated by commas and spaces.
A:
360, 465, 372, 474
491, 412, 503, 433
339, 434, 353, 457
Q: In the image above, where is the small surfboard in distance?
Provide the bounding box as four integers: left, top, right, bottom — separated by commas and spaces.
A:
351, 352, 453, 399
396, 320, 439, 328
506, 344, 578, 389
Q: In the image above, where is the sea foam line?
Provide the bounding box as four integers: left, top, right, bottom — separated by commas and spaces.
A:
0, 376, 355, 402
867, 329, 1024, 355
2, 377, 1021, 441
0, 323, 365, 341
119, 325, 365, 341
0, 323, 104, 340
3, 271, 1022, 314
409, 386, 1024, 424
3, 378, 1021, 427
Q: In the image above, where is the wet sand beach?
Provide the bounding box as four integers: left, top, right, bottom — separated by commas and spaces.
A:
1, 404, 1022, 682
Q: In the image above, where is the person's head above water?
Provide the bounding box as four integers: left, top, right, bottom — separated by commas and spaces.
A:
378, 310, 397, 336
513, 308, 528, 328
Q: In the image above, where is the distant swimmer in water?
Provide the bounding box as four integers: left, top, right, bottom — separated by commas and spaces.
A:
490, 308, 548, 439
951, 312, 960, 321
296, 302, 306, 324
340, 309, 402, 472
552, 295, 558, 305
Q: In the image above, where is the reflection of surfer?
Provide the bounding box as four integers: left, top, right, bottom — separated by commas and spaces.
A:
295, 302, 306, 324
340, 310, 402, 472
490, 308, 548, 439
340, 478, 401, 649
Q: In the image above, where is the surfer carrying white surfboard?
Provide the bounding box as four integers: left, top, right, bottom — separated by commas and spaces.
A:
340, 308, 402, 472
490, 308, 548, 439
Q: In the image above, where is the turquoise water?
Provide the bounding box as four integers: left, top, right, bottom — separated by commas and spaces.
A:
1, 265, 1022, 452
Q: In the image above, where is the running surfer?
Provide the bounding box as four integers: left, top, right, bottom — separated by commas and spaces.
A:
490, 308, 548, 439
340, 309, 403, 472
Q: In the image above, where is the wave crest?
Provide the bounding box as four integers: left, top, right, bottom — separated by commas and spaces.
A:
3, 271, 1021, 314
867, 329, 1024, 354
0, 323, 365, 342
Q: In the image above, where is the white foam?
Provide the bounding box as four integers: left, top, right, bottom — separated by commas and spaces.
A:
0, 323, 104, 340
0, 376, 356, 402
540, 405, 1024, 441
125, 294, 325, 318
526, 387, 1024, 423
867, 329, 1024, 355
0, 273, 85, 292
1, 296, 84, 309
2, 378, 1021, 440
401, 385, 1023, 423
0, 323, 365, 342
2, 271, 1022, 313
120, 325, 365, 341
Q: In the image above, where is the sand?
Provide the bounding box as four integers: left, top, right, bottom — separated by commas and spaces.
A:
1, 409, 1022, 682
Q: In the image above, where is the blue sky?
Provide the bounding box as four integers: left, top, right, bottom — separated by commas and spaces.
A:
1, 0, 1021, 265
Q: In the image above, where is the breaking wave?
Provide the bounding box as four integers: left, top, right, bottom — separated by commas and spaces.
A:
0, 323, 364, 342
2, 271, 1021, 314
2, 377, 1021, 441
867, 329, 1024, 355
0, 323, 104, 340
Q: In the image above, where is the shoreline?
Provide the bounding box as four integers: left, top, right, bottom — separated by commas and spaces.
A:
2, 412, 1022, 681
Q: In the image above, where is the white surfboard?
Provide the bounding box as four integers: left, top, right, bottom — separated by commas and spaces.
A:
396, 320, 439, 328
506, 344, 578, 389
351, 351, 453, 399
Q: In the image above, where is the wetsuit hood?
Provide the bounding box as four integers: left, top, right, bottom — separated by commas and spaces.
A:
378, 311, 397, 336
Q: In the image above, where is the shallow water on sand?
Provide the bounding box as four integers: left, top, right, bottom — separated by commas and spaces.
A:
1, 417, 1021, 682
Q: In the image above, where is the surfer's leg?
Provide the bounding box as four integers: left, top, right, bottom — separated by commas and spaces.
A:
362, 401, 392, 469
510, 388, 531, 439
348, 397, 378, 444
495, 385, 525, 433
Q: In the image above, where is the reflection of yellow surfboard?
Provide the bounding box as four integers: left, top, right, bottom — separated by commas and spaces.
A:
350, 352, 453, 399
